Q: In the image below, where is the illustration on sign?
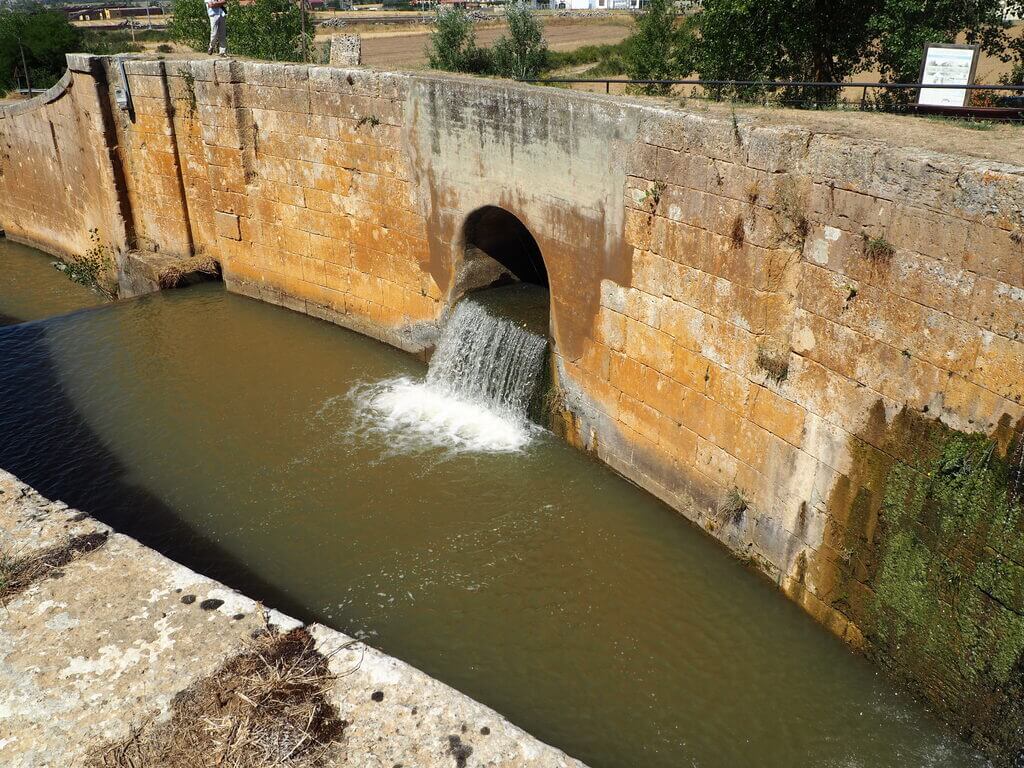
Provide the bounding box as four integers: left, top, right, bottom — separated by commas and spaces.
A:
918, 44, 979, 107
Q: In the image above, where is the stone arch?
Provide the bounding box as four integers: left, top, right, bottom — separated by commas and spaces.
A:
452, 206, 548, 298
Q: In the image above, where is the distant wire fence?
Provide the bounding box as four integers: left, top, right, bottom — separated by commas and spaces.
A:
517, 78, 1024, 122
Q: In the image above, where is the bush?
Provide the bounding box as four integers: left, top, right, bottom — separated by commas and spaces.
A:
169, 0, 312, 60
0, 4, 83, 94
427, 6, 489, 73
694, 0, 1007, 107
491, 2, 547, 80
623, 0, 694, 94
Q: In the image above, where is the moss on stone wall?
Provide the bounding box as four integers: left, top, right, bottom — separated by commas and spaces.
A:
814, 404, 1024, 760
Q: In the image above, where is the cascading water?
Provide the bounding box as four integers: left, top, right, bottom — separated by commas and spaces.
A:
353, 284, 550, 453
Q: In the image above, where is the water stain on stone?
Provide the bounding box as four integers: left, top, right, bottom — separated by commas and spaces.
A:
793, 402, 1024, 760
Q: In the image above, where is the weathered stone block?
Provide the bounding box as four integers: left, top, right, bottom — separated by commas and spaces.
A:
214, 210, 241, 240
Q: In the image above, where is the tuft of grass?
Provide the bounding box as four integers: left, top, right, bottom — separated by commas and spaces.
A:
355, 115, 381, 130
158, 256, 220, 289
730, 214, 745, 249
862, 232, 896, 262
717, 487, 749, 526
0, 533, 108, 602
756, 347, 789, 383
641, 180, 666, 212
88, 628, 346, 768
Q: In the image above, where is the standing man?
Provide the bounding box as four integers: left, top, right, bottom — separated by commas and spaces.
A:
206, 0, 227, 56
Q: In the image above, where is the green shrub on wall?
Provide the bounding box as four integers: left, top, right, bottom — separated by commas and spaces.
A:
169, 0, 312, 61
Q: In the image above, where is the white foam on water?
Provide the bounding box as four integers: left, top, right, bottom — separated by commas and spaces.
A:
350, 295, 548, 455
353, 377, 534, 454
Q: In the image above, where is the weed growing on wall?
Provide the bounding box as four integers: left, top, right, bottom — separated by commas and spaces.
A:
755, 347, 789, 383
54, 228, 115, 298
640, 181, 666, 213
772, 178, 810, 247
716, 487, 749, 527
862, 232, 895, 262
181, 68, 198, 119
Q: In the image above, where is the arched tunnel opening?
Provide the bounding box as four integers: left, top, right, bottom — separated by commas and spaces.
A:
449, 205, 558, 430
462, 206, 548, 288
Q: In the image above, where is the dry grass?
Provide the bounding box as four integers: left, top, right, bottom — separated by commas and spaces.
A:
755, 347, 789, 383
88, 628, 346, 768
0, 533, 108, 601
157, 256, 220, 290
772, 178, 810, 247
730, 214, 745, 249
862, 232, 896, 262
716, 487, 748, 527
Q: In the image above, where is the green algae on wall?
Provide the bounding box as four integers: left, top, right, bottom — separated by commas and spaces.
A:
813, 404, 1024, 760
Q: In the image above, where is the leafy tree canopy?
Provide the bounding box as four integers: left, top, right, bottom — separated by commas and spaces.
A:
491, 2, 548, 80
427, 6, 489, 73
0, 4, 82, 94
624, 0, 696, 92
169, 0, 312, 61
690, 0, 1011, 102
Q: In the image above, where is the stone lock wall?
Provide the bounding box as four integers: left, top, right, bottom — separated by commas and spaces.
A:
3, 54, 1024, 761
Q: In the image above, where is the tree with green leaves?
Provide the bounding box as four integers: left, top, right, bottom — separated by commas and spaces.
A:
0, 4, 83, 94
692, 0, 1008, 104
427, 6, 490, 74
694, 0, 878, 102
622, 0, 695, 94
491, 2, 548, 80
869, 0, 1006, 90
169, 0, 312, 61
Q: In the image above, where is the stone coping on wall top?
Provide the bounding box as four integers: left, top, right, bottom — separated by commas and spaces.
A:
0, 69, 73, 119
62, 52, 1024, 172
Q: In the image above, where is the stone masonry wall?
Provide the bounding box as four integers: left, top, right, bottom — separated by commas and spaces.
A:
2, 55, 1024, 761
0, 57, 130, 273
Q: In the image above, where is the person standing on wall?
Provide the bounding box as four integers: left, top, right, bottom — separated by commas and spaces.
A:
206, 0, 227, 57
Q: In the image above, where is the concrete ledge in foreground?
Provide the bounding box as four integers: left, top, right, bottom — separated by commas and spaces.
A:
0, 468, 587, 768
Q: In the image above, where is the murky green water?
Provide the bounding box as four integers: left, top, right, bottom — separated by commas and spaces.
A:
0, 264, 988, 768
0, 238, 104, 324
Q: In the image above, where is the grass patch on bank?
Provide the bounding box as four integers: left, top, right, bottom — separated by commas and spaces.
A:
543, 40, 628, 76
0, 533, 108, 602
89, 628, 346, 768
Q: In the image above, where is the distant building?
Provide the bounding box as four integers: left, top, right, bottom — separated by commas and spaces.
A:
552, 0, 640, 8
69, 6, 163, 21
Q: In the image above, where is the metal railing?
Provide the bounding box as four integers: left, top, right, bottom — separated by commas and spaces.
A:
517, 77, 1024, 119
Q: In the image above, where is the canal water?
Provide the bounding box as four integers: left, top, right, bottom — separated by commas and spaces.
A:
0, 238, 104, 324
0, 247, 987, 768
